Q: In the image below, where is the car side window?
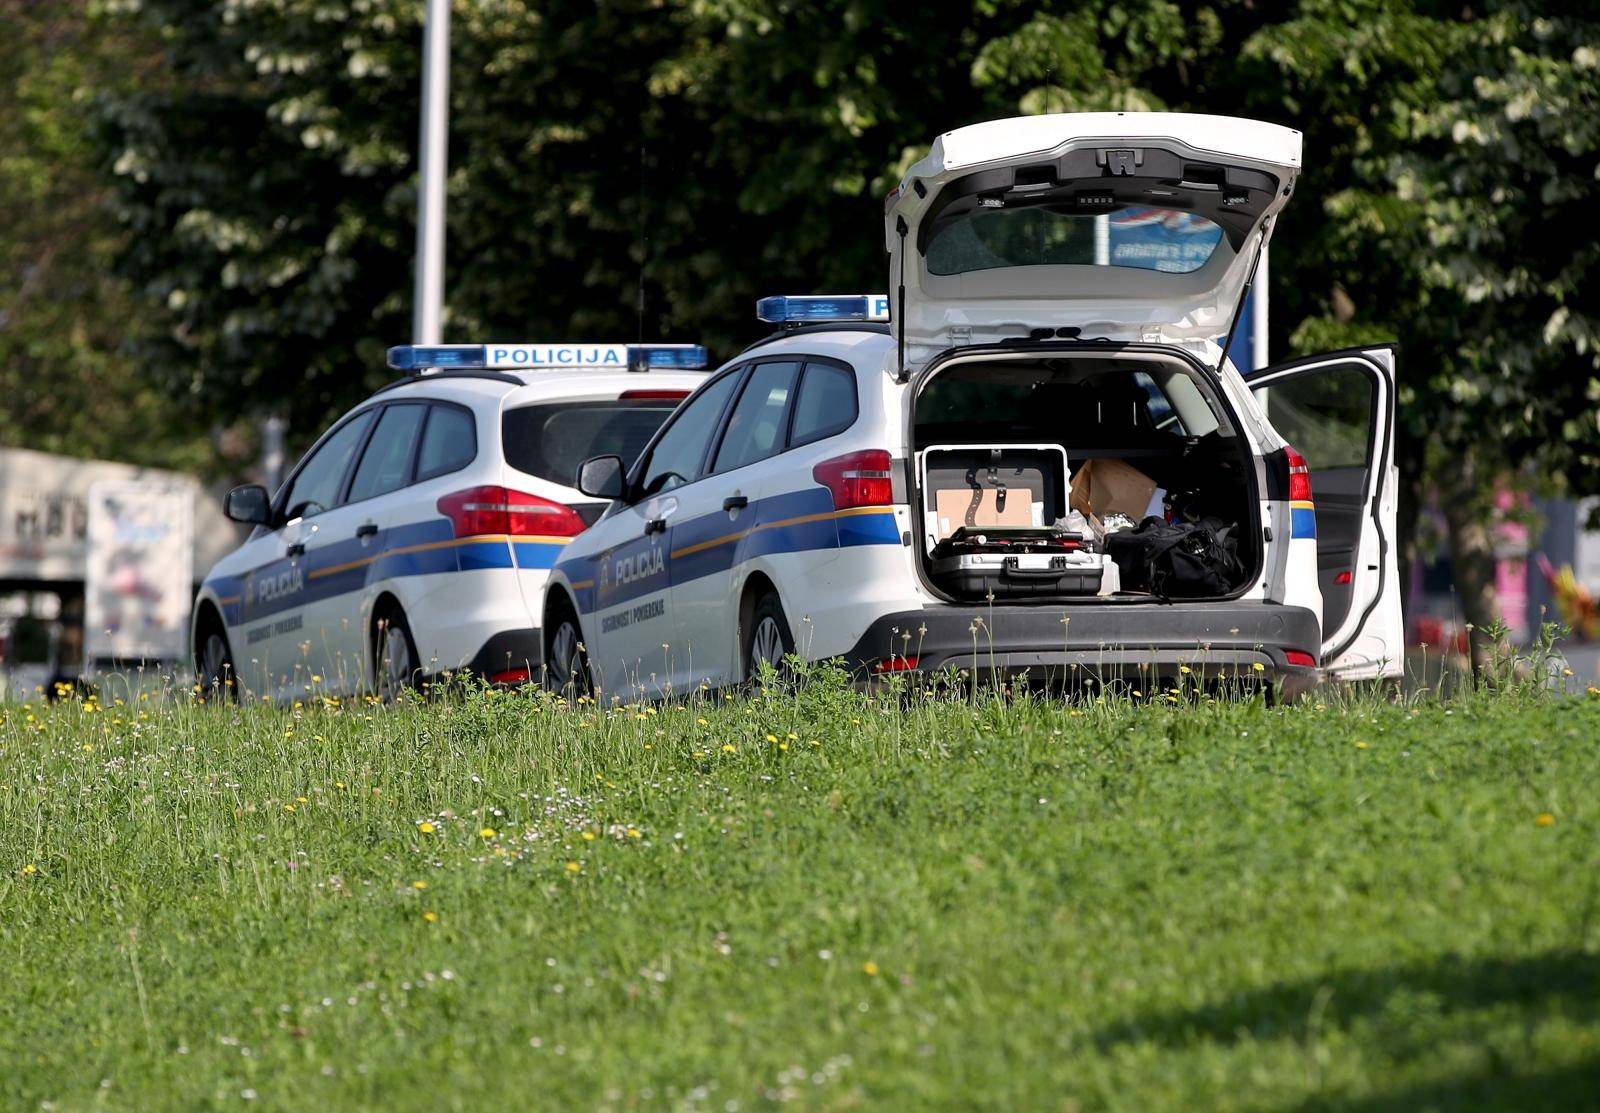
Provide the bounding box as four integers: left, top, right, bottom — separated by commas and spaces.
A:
416, 404, 477, 482
278, 409, 376, 523
347, 404, 427, 503
713, 361, 801, 474
1254, 368, 1374, 470
788, 362, 858, 447
636, 369, 743, 498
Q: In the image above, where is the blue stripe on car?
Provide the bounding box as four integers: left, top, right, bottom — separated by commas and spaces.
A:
1290, 502, 1317, 540
557, 487, 900, 616
203, 516, 568, 627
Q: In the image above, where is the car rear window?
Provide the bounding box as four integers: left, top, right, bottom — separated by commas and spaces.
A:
926, 206, 1224, 276
502, 399, 684, 489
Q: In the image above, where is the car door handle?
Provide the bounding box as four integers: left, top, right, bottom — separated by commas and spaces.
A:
355, 523, 378, 539
644, 517, 668, 536
286, 542, 306, 558
722, 495, 748, 511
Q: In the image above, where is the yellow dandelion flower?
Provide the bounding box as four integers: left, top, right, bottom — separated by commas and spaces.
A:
1355, 741, 1368, 750
296, 796, 308, 803
765, 733, 779, 743
582, 831, 596, 841
82, 743, 93, 752
1536, 812, 1556, 827
1179, 665, 1192, 674
422, 910, 439, 923
808, 739, 820, 746
335, 781, 346, 790
626, 827, 641, 838
862, 961, 880, 976
284, 804, 296, 812
722, 744, 736, 753
418, 821, 436, 834
565, 861, 582, 873
311, 674, 323, 682
411, 880, 428, 890
779, 742, 789, 751
1252, 662, 1266, 672
697, 717, 709, 725
786, 732, 799, 740
479, 827, 497, 838
22, 864, 37, 875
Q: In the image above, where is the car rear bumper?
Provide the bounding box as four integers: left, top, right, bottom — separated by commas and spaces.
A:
842, 601, 1322, 697
464, 627, 541, 683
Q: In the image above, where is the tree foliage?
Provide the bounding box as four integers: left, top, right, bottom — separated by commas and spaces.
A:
0, 2, 223, 471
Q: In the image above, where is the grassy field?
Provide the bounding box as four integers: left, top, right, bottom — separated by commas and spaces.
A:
3, 670, 1599, 1111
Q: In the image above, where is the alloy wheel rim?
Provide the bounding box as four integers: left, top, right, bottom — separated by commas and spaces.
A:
381, 626, 412, 693
202, 634, 227, 686
750, 616, 784, 677
550, 622, 579, 687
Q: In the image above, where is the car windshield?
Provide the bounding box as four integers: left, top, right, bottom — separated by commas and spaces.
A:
502, 399, 683, 489
925, 205, 1224, 276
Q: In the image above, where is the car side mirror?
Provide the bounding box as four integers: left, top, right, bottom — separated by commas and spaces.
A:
576, 455, 627, 500
224, 484, 273, 526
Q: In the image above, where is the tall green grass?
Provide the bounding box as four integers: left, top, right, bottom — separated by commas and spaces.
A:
2, 671, 1597, 1110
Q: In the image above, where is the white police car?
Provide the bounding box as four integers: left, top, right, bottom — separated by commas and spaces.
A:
543, 113, 1402, 697
191, 341, 708, 700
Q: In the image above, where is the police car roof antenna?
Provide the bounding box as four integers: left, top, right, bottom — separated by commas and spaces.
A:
1216, 217, 1270, 376
635, 144, 647, 348
895, 215, 909, 383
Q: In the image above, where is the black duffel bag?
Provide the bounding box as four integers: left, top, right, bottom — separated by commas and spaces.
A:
1104, 516, 1243, 598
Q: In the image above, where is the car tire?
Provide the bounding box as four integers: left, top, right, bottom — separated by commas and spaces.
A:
743, 590, 795, 683
544, 598, 592, 696
195, 619, 236, 701
373, 604, 422, 699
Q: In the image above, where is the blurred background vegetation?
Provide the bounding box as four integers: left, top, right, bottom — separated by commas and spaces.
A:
1, 0, 1597, 655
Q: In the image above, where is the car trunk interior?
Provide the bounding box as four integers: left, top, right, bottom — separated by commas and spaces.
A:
910, 350, 1261, 603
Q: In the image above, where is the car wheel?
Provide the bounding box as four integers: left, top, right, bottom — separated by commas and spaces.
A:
373, 605, 421, 699
544, 600, 591, 696
744, 590, 795, 683
196, 623, 236, 700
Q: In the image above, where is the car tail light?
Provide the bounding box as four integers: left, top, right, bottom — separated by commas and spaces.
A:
436, 486, 587, 538
872, 655, 920, 673
490, 666, 531, 685
1285, 650, 1317, 668
813, 449, 893, 510
1284, 446, 1313, 503
1334, 570, 1353, 585
618, 389, 689, 401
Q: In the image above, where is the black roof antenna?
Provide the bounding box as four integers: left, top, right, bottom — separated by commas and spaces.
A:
636, 143, 647, 344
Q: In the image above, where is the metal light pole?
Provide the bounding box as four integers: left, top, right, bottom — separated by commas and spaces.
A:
412, 0, 451, 345
1250, 246, 1270, 370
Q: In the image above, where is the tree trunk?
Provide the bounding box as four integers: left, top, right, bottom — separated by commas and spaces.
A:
1439, 458, 1500, 675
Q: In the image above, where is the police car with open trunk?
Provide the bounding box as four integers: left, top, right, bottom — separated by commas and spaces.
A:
542, 112, 1402, 698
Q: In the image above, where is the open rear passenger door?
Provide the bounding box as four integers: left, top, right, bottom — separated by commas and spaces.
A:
1247, 346, 1403, 680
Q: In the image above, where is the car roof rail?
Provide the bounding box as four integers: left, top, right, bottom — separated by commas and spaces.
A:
371, 370, 526, 395
739, 322, 891, 355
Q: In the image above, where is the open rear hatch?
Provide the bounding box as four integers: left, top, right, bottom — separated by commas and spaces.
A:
884, 112, 1302, 367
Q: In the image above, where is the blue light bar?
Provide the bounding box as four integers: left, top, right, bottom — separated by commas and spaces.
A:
386, 343, 709, 373
387, 345, 488, 371
755, 294, 891, 324
637, 345, 711, 369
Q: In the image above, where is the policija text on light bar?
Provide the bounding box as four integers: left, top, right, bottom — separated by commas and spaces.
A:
386, 343, 710, 373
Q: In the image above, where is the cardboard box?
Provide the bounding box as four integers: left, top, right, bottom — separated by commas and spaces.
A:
1069, 458, 1158, 519
933, 486, 1032, 537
